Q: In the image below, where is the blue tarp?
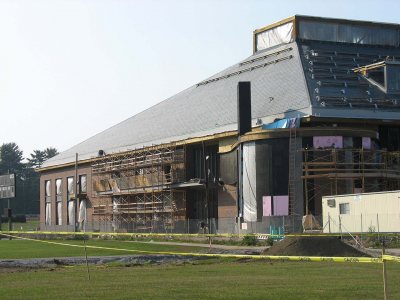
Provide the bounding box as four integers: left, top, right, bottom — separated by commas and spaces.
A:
262, 118, 299, 129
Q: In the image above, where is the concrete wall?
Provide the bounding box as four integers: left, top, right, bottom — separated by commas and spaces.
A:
322, 190, 400, 233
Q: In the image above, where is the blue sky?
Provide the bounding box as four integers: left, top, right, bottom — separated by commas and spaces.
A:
1, 0, 400, 157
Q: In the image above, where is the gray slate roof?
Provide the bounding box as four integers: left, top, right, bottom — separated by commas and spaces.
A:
43, 42, 312, 168
301, 40, 400, 118
42, 37, 400, 169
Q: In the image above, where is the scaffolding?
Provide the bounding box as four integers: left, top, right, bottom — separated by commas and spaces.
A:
302, 148, 400, 213
91, 144, 186, 232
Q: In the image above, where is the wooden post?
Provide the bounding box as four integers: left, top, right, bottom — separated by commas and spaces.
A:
333, 149, 338, 195
75, 153, 78, 233
6, 171, 12, 239
382, 246, 388, 300
82, 216, 90, 281
8, 199, 12, 240
202, 141, 209, 229
377, 213, 380, 241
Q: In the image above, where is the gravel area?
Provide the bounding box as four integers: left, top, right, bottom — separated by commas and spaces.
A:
0, 254, 206, 269
0, 243, 266, 269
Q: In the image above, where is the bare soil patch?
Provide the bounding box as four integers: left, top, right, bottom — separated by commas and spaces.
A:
263, 236, 369, 257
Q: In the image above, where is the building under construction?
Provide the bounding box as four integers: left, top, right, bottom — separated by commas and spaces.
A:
39, 15, 400, 233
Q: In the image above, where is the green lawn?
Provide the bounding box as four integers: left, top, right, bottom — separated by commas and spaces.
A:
0, 239, 206, 259
1, 239, 399, 299
1, 220, 40, 231
1, 260, 399, 299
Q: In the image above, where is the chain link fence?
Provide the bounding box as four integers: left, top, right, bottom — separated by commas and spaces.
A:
5, 213, 399, 235
36, 216, 307, 234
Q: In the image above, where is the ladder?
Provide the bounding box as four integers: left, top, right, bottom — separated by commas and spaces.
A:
288, 125, 297, 215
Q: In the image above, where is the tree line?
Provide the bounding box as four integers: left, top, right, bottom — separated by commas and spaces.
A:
0, 142, 58, 215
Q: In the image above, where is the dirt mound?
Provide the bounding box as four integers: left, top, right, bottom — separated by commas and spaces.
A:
263, 236, 369, 257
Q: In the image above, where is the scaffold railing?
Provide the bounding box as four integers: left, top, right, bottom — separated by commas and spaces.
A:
90, 144, 186, 232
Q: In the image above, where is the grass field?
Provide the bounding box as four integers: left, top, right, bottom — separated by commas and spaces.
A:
1, 260, 400, 299
0, 239, 206, 259
1, 220, 40, 231
1, 239, 400, 299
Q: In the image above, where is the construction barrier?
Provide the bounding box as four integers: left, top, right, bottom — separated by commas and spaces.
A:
382, 255, 400, 263
1, 232, 398, 264
1, 230, 399, 238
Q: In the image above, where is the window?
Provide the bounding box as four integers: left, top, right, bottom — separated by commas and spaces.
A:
55, 179, 62, 225
67, 177, 74, 195
327, 198, 336, 208
77, 175, 88, 229
79, 175, 87, 193
45, 180, 51, 225
366, 67, 385, 86
78, 199, 87, 228
357, 61, 400, 95
385, 62, 400, 94
298, 20, 400, 47
339, 203, 350, 215
67, 177, 75, 226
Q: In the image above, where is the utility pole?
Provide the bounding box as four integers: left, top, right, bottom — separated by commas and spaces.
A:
382, 244, 388, 300
75, 153, 78, 232
8, 198, 11, 232
202, 141, 209, 233
7, 170, 12, 239
7, 198, 12, 239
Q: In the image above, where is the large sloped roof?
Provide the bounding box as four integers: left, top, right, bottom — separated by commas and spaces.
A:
301, 40, 400, 119
42, 42, 312, 168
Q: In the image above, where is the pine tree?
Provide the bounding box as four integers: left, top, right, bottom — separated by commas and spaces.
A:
0, 142, 24, 175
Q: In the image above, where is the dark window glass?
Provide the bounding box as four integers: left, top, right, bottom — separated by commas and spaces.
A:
339, 203, 350, 214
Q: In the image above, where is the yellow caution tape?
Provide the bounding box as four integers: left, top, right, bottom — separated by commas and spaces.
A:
382, 255, 400, 263
0, 233, 386, 264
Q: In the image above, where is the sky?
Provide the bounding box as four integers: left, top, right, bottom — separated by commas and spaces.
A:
1, 0, 400, 158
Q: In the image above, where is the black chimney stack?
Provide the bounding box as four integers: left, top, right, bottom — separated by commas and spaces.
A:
237, 81, 252, 136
